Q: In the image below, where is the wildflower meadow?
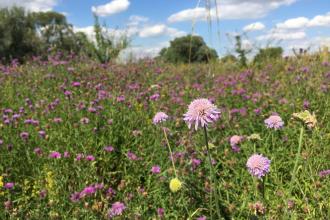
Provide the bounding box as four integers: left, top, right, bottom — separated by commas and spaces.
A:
0, 54, 329, 219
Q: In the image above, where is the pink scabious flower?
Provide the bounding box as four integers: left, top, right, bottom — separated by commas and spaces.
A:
264, 115, 284, 130
108, 202, 126, 218
230, 135, 243, 147
183, 98, 220, 130
151, 165, 161, 174
153, 112, 168, 125
246, 154, 271, 179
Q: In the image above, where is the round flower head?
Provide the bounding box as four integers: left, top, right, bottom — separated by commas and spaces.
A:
108, 202, 126, 218
246, 154, 271, 178
169, 178, 182, 193
264, 115, 284, 130
183, 98, 220, 130
153, 112, 169, 125
230, 135, 243, 147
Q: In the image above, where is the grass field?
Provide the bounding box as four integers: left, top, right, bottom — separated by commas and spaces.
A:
0, 55, 330, 219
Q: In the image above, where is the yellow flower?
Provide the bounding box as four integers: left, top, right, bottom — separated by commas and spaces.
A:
292, 110, 317, 129
0, 176, 4, 196
169, 178, 182, 193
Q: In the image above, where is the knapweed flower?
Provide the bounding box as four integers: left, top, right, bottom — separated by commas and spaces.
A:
151, 165, 161, 174
4, 182, 14, 190
264, 115, 284, 130
169, 178, 182, 192
247, 154, 271, 178
319, 169, 330, 178
157, 208, 164, 218
104, 146, 114, 152
85, 155, 95, 161
197, 216, 207, 220
70, 192, 81, 202
49, 151, 61, 159
292, 110, 317, 129
80, 186, 96, 197
183, 98, 220, 130
153, 112, 168, 125
20, 132, 29, 140
108, 202, 126, 218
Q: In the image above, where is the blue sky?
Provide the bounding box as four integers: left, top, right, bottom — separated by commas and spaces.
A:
2, 0, 330, 58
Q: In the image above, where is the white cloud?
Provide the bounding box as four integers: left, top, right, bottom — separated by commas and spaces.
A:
276, 17, 309, 29
91, 0, 130, 17
0, 0, 58, 12
168, 0, 297, 23
308, 12, 330, 27
127, 15, 149, 26
243, 22, 265, 32
138, 24, 185, 38
275, 12, 330, 30
257, 29, 306, 41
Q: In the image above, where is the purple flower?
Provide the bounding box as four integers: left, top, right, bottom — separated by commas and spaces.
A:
108, 202, 126, 218
38, 130, 46, 138
151, 165, 161, 174
4, 182, 14, 190
230, 135, 243, 147
191, 158, 201, 169
246, 154, 271, 179
20, 132, 29, 140
53, 117, 63, 123
157, 208, 164, 218
76, 153, 84, 161
34, 147, 43, 156
264, 115, 284, 130
49, 151, 61, 159
63, 151, 70, 158
86, 155, 95, 161
72, 82, 81, 87
0, 139, 3, 145
183, 98, 220, 130
153, 112, 169, 125
197, 216, 207, 220
80, 117, 90, 124
116, 95, 125, 102
80, 186, 96, 197
39, 189, 47, 199
127, 151, 138, 161
104, 146, 114, 152
150, 93, 160, 101
319, 169, 330, 178
70, 192, 81, 202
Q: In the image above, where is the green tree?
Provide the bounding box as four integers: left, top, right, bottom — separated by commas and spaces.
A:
0, 7, 41, 62
253, 47, 283, 64
158, 35, 218, 63
93, 15, 130, 63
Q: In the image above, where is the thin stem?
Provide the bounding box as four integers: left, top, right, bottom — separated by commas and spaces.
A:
203, 125, 221, 219
290, 126, 304, 192
163, 127, 177, 177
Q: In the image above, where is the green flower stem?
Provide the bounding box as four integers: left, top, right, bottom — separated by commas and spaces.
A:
203, 125, 222, 219
290, 126, 304, 192
163, 127, 177, 177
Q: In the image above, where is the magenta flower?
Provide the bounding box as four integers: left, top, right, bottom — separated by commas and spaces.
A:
86, 155, 95, 161
70, 192, 81, 202
264, 115, 284, 130
80, 186, 96, 197
183, 98, 220, 130
246, 154, 271, 179
157, 208, 164, 218
4, 182, 14, 190
49, 151, 61, 159
319, 169, 330, 178
104, 146, 114, 152
20, 132, 29, 140
153, 112, 169, 125
127, 151, 138, 161
108, 202, 126, 218
151, 165, 161, 174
